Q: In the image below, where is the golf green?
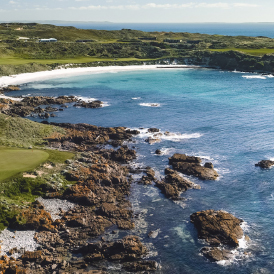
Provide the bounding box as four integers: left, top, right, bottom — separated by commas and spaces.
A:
0, 149, 49, 181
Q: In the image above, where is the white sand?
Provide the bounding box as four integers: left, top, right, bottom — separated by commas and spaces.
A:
0, 65, 194, 88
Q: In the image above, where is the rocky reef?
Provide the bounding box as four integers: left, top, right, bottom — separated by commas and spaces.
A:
0, 95, 104, 119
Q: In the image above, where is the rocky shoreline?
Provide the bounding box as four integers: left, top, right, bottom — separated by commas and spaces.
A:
0, 89, 255, 272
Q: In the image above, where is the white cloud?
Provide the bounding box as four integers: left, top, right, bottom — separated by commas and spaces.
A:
69, 2, 260, 10
195, 3, 229, 8
233, 3, 259, 7
9, 1, 17, 4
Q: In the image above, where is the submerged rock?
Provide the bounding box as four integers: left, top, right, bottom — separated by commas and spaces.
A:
169, 153, 218, 180
255, 160, 274, 168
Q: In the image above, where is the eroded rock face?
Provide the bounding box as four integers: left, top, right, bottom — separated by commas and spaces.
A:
169, 154, 218, 180
255, 160, 274, 168
156, 168, 199, 200
190, 210, 244, 247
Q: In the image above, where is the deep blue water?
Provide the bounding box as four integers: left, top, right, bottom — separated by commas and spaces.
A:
12, 68, 274, 273
56, 22, 274, 38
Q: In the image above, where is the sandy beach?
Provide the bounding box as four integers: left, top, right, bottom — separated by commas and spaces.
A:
0, 65, 197, 88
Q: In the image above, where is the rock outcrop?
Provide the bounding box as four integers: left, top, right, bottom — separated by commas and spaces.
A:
169, 153, 218, 180
156, 168, 200, 199
190, 210, 246, 261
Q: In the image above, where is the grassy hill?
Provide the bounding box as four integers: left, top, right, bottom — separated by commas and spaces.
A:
1, 23, 274, 75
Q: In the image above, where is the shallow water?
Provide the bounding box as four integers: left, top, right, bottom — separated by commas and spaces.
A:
12, 68, 274, 273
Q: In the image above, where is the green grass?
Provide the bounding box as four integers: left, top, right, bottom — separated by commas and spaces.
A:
0, 56, 156, 65
209, 48, 274, 56
46, 149, 74, 163
0, 148, 49, 181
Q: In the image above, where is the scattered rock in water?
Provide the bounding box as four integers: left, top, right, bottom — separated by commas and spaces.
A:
255, 160, 274, 168
74, 100, 103, 108
155, 149, 162, 155
148, 128, 160, 133
190, 210, 247, 261
169, 153, 218, 180
190, 210, 244, 247
145, 137, 161, 144
156, 168, 199, 200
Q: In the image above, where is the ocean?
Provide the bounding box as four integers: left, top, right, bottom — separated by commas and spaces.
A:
55, 22, 274, 38
10, 68, 274, 273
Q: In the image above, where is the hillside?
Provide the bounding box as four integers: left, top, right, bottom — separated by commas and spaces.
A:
1, 23, 274, 75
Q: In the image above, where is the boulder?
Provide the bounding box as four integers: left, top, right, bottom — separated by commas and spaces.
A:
255, 160, 274, 168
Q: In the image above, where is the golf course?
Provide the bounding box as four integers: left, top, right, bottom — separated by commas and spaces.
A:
0, 148, 49, 181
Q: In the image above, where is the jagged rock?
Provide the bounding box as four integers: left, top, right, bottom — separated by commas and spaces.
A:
169, 153, 218, 180
156, 168, 199, 200
190, 210, 244, 247
255, 160, 274, 168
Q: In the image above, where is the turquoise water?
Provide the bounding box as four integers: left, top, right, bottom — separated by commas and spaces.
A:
14, 68, 274, 273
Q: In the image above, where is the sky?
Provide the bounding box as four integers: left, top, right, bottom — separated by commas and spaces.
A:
0, 0, 273, 23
